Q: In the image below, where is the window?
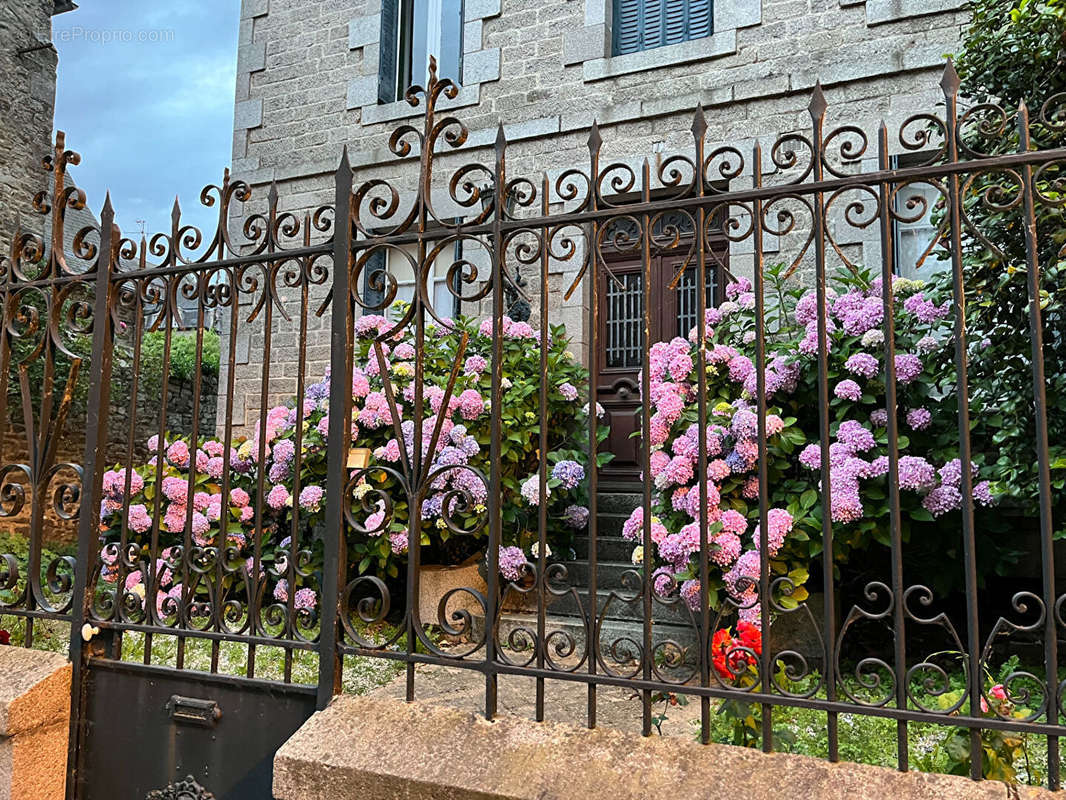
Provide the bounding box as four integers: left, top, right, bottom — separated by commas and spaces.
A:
613, 0, 713, 56
675, 266, 718, 338
890, 157, 951, 280
362, 247, 459, 319
379, 0, 463, 104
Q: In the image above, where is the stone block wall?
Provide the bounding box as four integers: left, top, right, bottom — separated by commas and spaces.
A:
0, 373, 219, 550
0, 0, 58, 255
221, 0, 970, 406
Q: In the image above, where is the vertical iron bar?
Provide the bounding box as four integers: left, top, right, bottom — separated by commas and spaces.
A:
692, 108, 712, 746
536, 173, 550, 722
67, 195, 116, 800
283, 247, 312, 683
809, 85, 839, 761
484, 123, 507, 720
942, 63, 982, 780
319, 147, 354, 708
586, 122, 602, 730
640, 158, 653, 736
752, 141, 773, 752
1017, 101, 1059, 790
875, 122, 908, 772
216, 263, 241, 672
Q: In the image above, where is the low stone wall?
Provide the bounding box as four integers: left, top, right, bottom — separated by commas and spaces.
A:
0, 647, 71, 800
274, 695, 1055, 800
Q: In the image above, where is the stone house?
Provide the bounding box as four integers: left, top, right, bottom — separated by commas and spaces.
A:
225, 0, 967, 447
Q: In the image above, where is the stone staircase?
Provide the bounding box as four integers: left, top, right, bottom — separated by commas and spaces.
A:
493, 491, 701, 653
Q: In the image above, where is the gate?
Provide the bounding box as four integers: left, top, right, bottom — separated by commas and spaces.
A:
2, 58, 1066, 798
0, 130, 344, 798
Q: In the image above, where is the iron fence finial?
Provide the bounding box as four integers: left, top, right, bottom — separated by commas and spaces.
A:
587, 120, 602, 154
691, 105, 707, 140
940, 59, 961, 99
808, 81, 828, 122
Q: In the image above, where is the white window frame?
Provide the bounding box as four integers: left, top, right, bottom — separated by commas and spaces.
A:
346, 0, 502, 127
562, 0, 759, 82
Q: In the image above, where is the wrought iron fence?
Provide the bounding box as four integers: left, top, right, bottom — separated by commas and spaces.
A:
3, 59, 1066, 791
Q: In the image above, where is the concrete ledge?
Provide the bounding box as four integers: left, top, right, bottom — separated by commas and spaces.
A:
0, 647, 71, 800
274, 694, 1055, 800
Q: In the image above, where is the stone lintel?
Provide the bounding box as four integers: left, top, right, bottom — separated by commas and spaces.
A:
274, 694, 1053, 800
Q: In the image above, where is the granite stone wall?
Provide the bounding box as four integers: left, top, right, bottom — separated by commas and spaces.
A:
0, 0, 58, 255
220, 0, 970, 421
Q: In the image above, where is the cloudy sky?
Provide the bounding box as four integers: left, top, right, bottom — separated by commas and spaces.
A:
52, 2, 239, 239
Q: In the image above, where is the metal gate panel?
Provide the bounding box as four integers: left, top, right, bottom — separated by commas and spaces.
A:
80, 660, 316, 800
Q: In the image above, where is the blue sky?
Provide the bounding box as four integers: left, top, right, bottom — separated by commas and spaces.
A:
52, 2, 240, 240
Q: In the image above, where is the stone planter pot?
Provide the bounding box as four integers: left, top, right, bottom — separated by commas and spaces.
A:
417, 555, 488, 628
473, 559, 558, 614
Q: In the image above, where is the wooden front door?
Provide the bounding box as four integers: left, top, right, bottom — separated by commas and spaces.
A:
597, 254, 723, 486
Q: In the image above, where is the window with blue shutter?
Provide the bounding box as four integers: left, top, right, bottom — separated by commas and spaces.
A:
613, 0, 712, 56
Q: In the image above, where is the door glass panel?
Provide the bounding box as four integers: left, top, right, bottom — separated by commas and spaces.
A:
675, 266, 717, 338
604, 272, 644, 368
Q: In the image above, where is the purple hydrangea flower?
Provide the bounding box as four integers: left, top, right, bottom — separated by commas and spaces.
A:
834, 379, 862, 402
551, 460, 585, 490
844, 352, 879, 379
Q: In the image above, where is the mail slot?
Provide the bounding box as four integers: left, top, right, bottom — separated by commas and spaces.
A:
166, 695, 222, 728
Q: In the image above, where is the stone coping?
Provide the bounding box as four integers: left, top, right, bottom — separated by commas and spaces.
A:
0, 647, 70, 738
274, 694, 1056, 800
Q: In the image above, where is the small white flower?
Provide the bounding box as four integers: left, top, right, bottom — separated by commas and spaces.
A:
530, 541, 551, 559
861, 329, 885, 347
631, 545, 644, 565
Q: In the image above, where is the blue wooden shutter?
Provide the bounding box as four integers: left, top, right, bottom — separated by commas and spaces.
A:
688, 0, 712, 38
613, 0, 643, 55
377, 0, 399, 104
439, 0, 464, 84
613, 0, 713, 56
663, 0, 687, 45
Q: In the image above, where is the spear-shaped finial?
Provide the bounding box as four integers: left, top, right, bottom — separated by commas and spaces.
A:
808, 81, 827, 122
588, 120, 602, 155
691, 104, 707, 141
495, 121, 507, 156
940, 58, 960, 99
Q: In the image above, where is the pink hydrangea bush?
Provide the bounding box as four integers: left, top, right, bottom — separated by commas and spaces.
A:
222, 309, 599, 584
633, 266, 996, 625
96, 434, 268, 620
622, 320, 808, 623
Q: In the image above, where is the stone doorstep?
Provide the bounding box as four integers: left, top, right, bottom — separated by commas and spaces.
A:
274, 695, 1054, 800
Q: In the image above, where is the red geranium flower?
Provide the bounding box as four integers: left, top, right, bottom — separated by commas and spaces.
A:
711, 623, 763, 681
0, 629, 10, 646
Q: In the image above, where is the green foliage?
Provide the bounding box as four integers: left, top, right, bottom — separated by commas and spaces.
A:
950, 0, 1066, 534
915, 655, 1043, 785
954, 0, 1066, 107
139, 329, 222, 386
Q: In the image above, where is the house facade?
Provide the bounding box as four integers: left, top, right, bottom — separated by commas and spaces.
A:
225, 0, 967, 441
